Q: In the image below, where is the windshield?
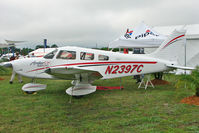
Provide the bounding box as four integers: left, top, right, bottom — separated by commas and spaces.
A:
43, 49, 58, 59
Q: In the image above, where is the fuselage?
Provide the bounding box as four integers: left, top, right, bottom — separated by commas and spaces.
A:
11, 46, 172, 80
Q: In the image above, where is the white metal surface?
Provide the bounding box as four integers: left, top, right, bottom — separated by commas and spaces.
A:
22, 83, 47, 92
66, 84, 96, 96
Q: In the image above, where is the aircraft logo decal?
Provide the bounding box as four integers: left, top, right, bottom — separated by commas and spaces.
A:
30, 61, 50, 67
135, 29, 159, 39
124, 29, 133, 39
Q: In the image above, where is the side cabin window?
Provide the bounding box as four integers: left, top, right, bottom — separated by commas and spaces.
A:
98, 54, 109, 61
56, 50, 76, 60
80, 52, 94, 60
44, 49, 58, 59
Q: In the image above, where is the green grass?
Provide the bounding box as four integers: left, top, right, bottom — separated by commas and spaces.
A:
0, 73, 199, 133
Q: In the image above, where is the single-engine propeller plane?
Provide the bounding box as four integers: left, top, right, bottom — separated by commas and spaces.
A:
1, 29, 194, 96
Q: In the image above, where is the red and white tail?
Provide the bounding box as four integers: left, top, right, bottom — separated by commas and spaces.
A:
150, 29, 186, 63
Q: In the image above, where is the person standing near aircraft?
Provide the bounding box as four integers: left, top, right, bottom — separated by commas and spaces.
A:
9, 52, 23, 84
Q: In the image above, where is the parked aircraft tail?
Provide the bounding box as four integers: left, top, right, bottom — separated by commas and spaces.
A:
150, 28, 186, 63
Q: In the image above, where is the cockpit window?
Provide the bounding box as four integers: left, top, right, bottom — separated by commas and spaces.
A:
43, 49, 58, 59
98, 54, 109, 61
80, 52, 94, 60
56, 50, 76, 60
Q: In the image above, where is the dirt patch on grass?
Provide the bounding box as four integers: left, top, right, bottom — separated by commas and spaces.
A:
0, 77, 4, 80
151, 79, 170, 85
180, 96, 199, 106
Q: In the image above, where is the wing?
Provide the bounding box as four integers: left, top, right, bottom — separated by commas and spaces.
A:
45, 66, 103, 80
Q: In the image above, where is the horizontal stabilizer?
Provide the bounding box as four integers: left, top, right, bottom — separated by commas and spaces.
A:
167, 65, 195, 70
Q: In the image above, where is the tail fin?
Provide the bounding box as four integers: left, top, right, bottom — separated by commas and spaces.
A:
150, 29, 186, 63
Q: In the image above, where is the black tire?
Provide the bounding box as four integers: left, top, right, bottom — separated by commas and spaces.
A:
72, 95, 84, 99
25, 91, 36, 94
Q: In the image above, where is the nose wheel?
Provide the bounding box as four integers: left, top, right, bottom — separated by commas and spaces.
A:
24, 91, 37, 95
72, 95, 84, 98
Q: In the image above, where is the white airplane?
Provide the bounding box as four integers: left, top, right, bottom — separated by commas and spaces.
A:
1, 29, 194, 96
0, 40, 25, 48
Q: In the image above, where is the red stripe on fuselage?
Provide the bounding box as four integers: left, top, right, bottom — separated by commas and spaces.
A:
28, 61, 157, 72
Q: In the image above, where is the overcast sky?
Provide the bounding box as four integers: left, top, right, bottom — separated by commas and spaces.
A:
0, 0, 199, 48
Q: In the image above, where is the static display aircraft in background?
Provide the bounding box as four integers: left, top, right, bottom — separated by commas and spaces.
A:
1, 29, 194, 96
0, 40, 25, 60
0, 40, 25, 48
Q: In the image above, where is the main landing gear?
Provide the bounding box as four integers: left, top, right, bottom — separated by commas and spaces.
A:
66, 73, 96, 96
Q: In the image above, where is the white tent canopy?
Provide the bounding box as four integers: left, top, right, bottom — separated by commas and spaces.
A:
109, 22, 166, 48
